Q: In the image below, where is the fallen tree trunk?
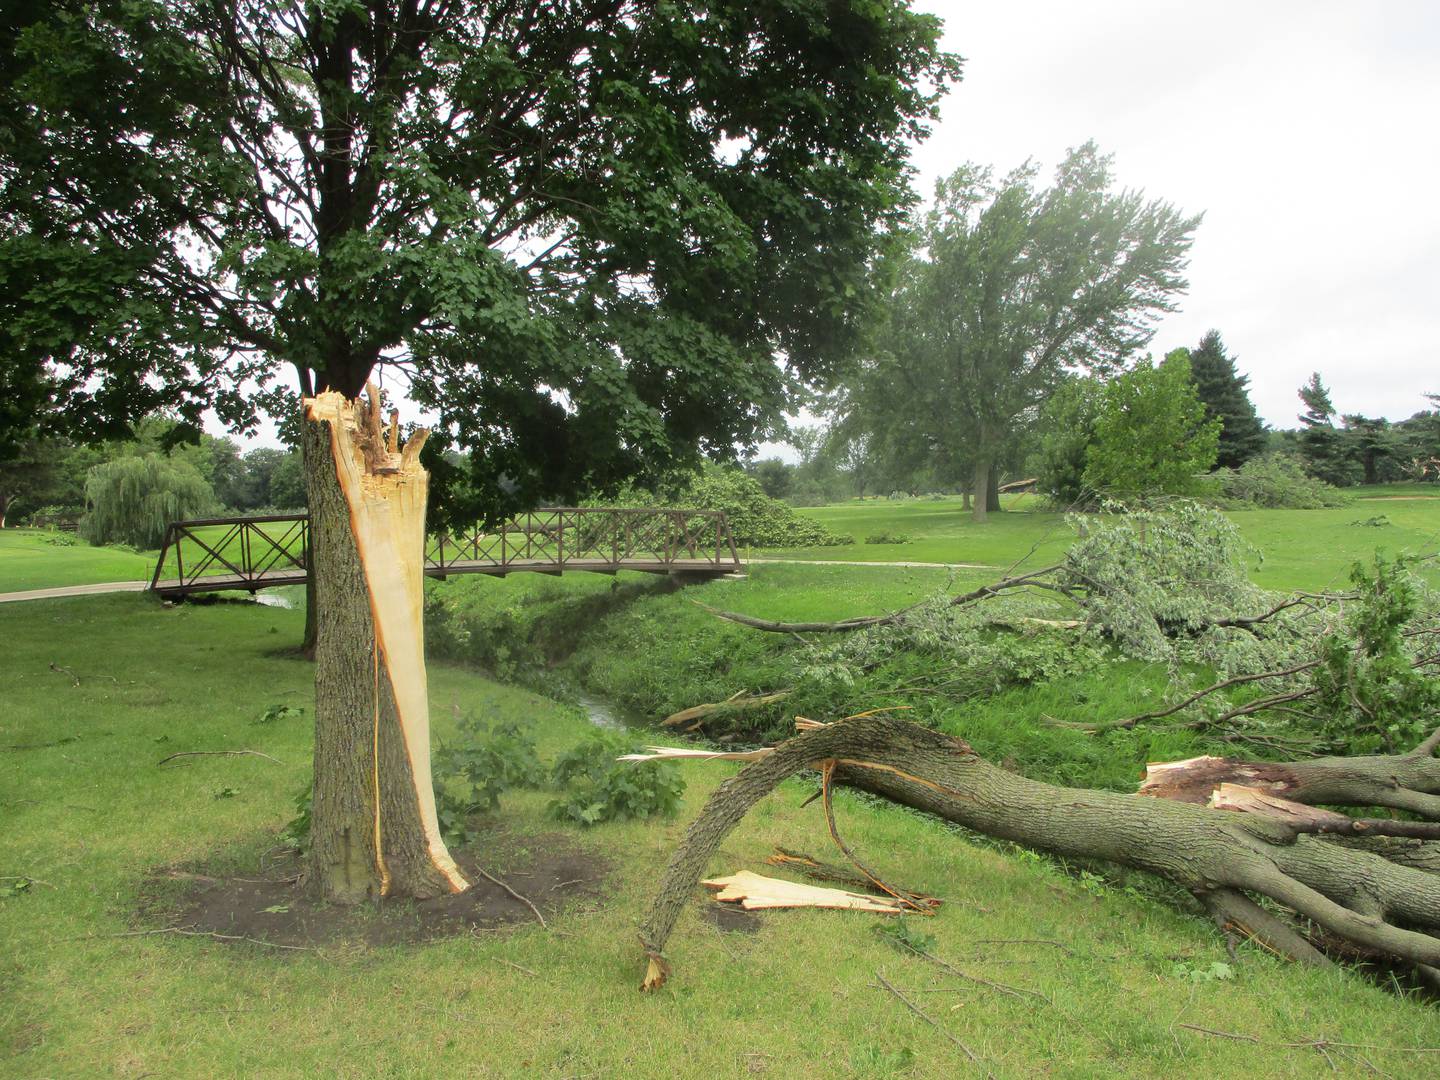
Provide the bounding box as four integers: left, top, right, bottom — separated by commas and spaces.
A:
635, 714, 1440, 990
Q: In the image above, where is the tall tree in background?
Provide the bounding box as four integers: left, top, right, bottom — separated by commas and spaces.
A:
1340, 414, 1397, 486
861, 144, 1200, 522
1186, 330, 1264, 468
1297, 372, 1355, 485
4, 2, 957, 902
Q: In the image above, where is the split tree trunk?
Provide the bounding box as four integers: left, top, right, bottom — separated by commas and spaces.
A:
301, 389, 468, 903
636, 714, 1440, 990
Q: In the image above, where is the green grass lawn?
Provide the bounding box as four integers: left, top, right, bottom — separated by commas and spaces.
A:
4, 594, 1437, 1078
779, 485, 1440, 592
0, 529, 155, 592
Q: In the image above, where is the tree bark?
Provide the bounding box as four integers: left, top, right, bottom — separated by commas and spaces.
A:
635, 715, 1440, 989
985, 465, 1001, 513
971, 458, 989, 523
302, 390, 468, 903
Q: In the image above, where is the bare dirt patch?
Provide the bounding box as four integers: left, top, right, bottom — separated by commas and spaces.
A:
700, 902, 763, 934
138, 830, 608, 950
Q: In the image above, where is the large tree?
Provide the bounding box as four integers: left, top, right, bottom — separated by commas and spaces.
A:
3, 1, 957, 902
1187, 330, 1264, 468
854, 145, 1199, 521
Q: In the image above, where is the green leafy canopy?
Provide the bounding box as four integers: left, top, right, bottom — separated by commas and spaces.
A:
3, 1, 960, 525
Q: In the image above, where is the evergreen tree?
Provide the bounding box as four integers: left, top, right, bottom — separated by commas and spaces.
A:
1341, 414, 1398, 485
1187, 330, 1264, 468
1297, 373, 1357, 485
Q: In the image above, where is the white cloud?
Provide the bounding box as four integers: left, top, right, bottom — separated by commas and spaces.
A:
910, 0, 1440, 426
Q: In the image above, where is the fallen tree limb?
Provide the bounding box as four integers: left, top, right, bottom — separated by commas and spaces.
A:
661, 690, 792, 730
1138, 734, 1440, 816
1208, 784, 1440, 840
635, 715, 1440, 990
766, 848, 935, 907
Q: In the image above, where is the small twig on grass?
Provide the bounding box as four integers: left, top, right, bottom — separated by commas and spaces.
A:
471, 864, 547, 929
1, 875, 55, 888
74, 926, 311, 950
874, 970, 988, 1072
972, 937, 1074, 955
48, 662, 118, 686
494, 957, 540, 977
893, 938, 1050, 1004
1179, 1023, 1440, 1057
157, 750, 284, 767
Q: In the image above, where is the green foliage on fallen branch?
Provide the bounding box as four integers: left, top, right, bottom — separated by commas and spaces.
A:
1061, 500, 1275, 670
1311, 556, 1440, 752
1212, 454, 1349, 509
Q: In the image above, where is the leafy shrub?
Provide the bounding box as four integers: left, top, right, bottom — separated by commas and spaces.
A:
1036, 355, 1219, 505
864, 531, 912, 544
280, 784, 312, 848
1212, 454, 1349, 509
433, 715, 546, 844
605, 465, 852, 547
42, 533, 78, 546
547, 731, 685, 826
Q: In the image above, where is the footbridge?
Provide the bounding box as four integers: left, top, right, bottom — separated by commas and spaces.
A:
148, 509, 741, 599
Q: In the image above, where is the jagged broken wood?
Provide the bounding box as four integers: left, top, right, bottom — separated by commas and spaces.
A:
303, 386, 468, 901
634, 714, 1440, 990
703, 870, 909, 913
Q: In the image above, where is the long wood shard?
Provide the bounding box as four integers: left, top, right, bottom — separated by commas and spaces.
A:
304, 388, 468, 895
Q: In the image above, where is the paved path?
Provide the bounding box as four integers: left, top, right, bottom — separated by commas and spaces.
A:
746, 557, 993, 570
0, 580, 148, 604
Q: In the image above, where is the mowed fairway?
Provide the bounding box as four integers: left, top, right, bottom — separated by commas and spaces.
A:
5, 593, 1440, 1078
780, 485, 1440, 593
0, 530, 154, 593
3, 491, 1440, 1076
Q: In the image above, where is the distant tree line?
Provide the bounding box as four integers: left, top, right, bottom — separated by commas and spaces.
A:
0, 415, 305, 540
745, 325, 1437, 509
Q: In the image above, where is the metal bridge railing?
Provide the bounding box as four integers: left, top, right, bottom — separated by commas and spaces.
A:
149, 508, 740, 596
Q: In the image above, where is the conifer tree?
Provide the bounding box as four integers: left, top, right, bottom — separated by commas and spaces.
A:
1187, 330, 1264, 468
1297, 372, 1356, 485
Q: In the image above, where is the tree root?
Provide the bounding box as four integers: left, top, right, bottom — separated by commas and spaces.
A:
636, 715, 1440, 990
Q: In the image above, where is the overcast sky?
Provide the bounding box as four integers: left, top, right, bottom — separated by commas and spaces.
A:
910, 0, 1440, 428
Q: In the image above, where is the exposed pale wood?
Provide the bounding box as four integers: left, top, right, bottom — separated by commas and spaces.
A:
617, 745, 778, 764
702, 870, 908, 913
305, 387, 467, 896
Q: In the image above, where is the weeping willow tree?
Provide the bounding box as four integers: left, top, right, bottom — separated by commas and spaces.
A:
80, 454, 217, 549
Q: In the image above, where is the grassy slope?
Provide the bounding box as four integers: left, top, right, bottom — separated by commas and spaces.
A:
0, 529, 154, 591
4, 595, 1435, 1078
